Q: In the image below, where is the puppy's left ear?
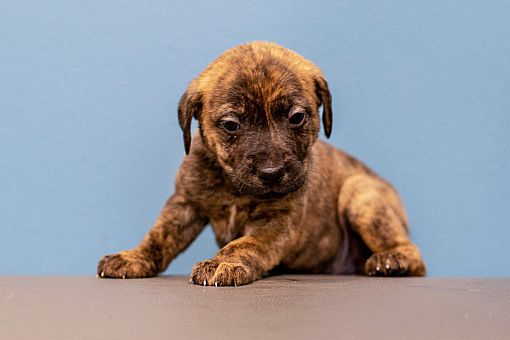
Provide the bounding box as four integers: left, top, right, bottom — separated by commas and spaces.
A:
178, 88, 203, 154
315, 76, 333, 138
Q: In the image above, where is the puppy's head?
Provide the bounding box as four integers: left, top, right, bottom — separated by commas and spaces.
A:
178, 42, 332, 196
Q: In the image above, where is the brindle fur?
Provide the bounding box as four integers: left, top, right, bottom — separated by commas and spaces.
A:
97, 42, 426, 285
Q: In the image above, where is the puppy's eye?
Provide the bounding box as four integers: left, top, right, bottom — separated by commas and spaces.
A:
221, 120, 241, 133
288, 110, 305, 127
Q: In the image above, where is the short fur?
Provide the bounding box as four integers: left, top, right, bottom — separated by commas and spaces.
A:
97, 42, 426, 285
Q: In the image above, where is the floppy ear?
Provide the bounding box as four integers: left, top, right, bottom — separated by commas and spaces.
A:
314, 76, 333, 138
178, 88, 203, 154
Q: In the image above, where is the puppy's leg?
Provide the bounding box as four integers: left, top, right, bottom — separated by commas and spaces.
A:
339, 174, 426, 276
190, 219, 294, 286
97, 193, 208, 278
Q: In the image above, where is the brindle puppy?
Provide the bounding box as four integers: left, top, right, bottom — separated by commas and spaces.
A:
97, 42, 426, 285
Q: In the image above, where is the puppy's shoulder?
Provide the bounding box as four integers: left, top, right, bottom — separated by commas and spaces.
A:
312, 139, 374, 178
175, 132, 228, 199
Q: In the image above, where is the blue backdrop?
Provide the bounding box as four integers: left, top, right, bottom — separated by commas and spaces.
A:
1, 1, 509, 277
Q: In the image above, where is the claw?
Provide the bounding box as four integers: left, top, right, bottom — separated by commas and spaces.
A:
385, 264, 390, 270
100, 271, 105, 278
122, 274, 126, 279
234, 280, 237, 287
215, 282, 218, 287
376, 266, 380, 271
203, 279, 206, 286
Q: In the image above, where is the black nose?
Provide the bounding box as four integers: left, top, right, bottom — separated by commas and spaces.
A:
257, 165, 285, 186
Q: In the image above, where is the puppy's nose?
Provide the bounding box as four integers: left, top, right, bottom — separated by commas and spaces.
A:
258, 165, 285, 186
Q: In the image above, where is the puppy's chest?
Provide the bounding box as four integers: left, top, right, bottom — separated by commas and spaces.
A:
205, 199, 252, 247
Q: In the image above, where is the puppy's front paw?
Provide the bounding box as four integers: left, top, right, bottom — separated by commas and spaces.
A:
364, 251, 410, 277
97, 249, 158, 279
190, 259, 257, 286
190, 259, 220, 286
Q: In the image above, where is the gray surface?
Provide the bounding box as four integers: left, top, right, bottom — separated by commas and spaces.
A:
1, 276, 509, 339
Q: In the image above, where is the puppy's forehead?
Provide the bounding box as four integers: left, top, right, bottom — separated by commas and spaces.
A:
210, 57, 305, 116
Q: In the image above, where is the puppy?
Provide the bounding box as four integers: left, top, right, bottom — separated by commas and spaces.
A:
97, 41, 426, 285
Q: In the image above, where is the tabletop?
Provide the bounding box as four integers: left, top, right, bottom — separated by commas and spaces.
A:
1, 275, 509, 339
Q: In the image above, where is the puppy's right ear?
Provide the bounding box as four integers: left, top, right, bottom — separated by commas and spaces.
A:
178, 88, 203, 154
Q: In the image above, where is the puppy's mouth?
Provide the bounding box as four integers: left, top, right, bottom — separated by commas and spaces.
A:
257, 191, 289, 200
234, 176, 306, 198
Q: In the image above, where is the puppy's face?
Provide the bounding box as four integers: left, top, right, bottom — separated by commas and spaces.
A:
178, 42, 332, 196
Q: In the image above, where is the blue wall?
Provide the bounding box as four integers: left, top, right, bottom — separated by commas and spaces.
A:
1, 1, 509, 276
